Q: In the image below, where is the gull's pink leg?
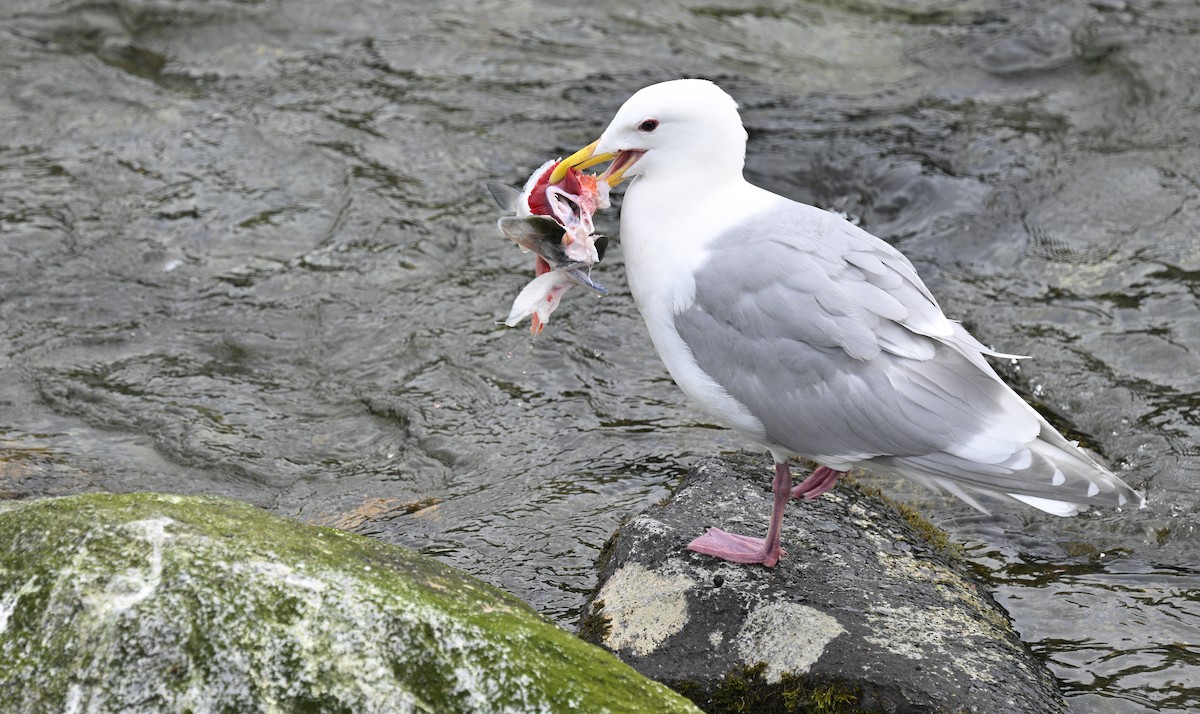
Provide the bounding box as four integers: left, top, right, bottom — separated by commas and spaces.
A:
687, 461, 793, 567
791, 465, 843, 501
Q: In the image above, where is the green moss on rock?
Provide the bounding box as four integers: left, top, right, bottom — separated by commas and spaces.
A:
673, 663, 867, 714
843, 476, 965, 562
578, 598, 613, 644
0, 493, 699, 714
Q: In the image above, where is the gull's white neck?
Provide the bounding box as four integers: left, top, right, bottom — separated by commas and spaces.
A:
619, 173, 782, 316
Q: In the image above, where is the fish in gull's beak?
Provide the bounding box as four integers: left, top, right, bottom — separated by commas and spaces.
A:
549, 140, 644, 187
495, 214, 610, 295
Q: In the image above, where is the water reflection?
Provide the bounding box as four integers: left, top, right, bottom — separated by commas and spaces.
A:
1, 0, 1199, 710
988, 553, 1200, 711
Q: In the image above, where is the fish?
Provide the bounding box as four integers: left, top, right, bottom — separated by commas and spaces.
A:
496, 215, 609, 294
491, 158, 611, 334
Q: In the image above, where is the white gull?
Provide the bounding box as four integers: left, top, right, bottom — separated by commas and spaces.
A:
552, 79, 1144, 567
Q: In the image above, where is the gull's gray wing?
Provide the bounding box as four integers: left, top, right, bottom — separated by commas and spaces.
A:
674, 201, 1141, 511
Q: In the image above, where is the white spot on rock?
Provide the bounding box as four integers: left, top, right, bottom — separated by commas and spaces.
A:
85, 518, 174, 616
864, 603, 1002, 684
64, 684, 84, 714
0, 576, 39, 634
735, 601, 846, 682
595, 563, 696, 656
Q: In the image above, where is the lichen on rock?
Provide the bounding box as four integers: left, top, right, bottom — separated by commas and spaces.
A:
595, 561, 696, 656
734, 601, 846, 683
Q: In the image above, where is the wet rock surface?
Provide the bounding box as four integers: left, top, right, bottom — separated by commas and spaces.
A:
581, 453, 1063, 713
0, 492, 699, 714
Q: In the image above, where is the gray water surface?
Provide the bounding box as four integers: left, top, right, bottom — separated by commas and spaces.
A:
2, 1, 1198, 710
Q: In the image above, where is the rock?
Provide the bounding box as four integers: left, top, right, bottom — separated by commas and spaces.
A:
579, 453, 1064, 714
0, 493, 700, 714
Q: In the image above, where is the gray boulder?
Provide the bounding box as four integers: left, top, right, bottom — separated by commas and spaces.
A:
580, 453, 1063, 713
0, 492, 700, 714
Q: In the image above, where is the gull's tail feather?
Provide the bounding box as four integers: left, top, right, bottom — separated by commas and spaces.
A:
869, 420, 1145, 516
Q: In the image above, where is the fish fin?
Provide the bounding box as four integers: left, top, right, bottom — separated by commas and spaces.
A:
486, 182, 523, 212
506, 272, 574, 328
567, 268, 609, 296
594, 234, 608, 263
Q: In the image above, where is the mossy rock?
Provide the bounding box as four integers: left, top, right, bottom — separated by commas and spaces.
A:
0, 493, 700, 714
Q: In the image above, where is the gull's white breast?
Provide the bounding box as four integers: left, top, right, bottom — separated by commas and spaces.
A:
618, 176, 784, 444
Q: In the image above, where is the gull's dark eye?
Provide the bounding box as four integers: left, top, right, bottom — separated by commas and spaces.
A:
637, 118, 659, 133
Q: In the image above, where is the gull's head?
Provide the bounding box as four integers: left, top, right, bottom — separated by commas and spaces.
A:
551, 79, 748, 188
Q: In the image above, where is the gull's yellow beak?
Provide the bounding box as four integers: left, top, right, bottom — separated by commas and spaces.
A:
550, 139, 644, 187
548, 140, 615, 183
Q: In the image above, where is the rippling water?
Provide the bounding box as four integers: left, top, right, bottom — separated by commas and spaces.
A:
2, 0, 1198, 710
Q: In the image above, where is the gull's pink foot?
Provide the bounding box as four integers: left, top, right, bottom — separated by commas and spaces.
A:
687, 461, 794, 568
687, 527, 783, 567
791, 465, 843, 500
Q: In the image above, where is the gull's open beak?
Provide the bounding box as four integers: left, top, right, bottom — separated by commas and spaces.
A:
549, 140, 613, 183
549, 139, 642, 187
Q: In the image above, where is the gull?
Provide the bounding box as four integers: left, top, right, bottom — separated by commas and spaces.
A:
551, 79, 1144, 567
